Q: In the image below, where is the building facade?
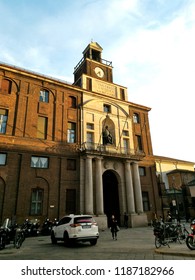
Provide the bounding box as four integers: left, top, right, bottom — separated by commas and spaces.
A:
155, 155, 195, 220
0, 63, 82, 225
0, 42, 161, 228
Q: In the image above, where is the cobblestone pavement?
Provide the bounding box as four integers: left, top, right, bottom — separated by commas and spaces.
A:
0, 226, 195, 260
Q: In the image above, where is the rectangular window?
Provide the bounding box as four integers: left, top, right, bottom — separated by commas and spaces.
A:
0, 109, 8, 134
120, 88, 125, 100
37, 116, 48, 139
87, 123, 94, 130
86, 78, 92, 91
122, 130, 129, 136
66, 189, 76, 214
67, 122, 76, 143
39, 90, 49, 102
139, 166, 146, 176
142, 191, 150, 211
30, 189, 43, 215
0, 153, 6, 165
87, 132, 94, 143
123, 139, 129, 153
133, 113, 140, 123
67, 159, 76, 170
136, 135, 143, 151
103, 104, 111, 113
31, 156, 49, 168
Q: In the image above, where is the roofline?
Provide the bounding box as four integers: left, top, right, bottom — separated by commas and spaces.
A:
167, 169, 195, 175
0, 61, 73, 87
154, 155, 195, 165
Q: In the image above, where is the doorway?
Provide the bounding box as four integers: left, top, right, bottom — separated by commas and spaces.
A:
103, 170, 120, 226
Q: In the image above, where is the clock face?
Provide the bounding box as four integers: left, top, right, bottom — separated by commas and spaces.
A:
95, 67, 104, 78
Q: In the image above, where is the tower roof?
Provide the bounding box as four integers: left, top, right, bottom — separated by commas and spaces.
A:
83, 42, 103, 55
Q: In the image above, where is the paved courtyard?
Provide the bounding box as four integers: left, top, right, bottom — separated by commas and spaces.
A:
0, 226, 195, 260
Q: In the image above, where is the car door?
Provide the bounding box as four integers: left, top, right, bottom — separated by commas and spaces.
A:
55, 217, 71, 238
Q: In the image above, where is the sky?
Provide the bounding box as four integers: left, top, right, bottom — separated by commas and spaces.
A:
0, 0, 195, 163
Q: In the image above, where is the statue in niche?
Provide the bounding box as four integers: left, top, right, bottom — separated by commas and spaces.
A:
103, 126, 113, 145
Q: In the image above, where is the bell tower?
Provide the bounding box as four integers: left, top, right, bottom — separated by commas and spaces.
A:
73, 42, 113, 87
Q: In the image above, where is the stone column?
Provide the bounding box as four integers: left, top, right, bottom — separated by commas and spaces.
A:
79, 158, 85, 214
132, 162, 143, 213
125, 160, 135, 213
95, 157, 104, 215
85, 156, 94, 214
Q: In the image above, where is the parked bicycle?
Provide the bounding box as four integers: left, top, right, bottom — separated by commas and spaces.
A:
153, 221, 182, 248
177, 222, 189, 243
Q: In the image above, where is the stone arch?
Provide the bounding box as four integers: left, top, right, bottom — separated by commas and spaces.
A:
103, 169, 121, 226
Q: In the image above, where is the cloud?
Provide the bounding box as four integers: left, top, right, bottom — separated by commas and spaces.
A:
0, 0, 195, 162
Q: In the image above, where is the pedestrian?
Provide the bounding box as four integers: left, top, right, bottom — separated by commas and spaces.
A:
110, 215, 118, 240
166, 211, 172, 222
124, 212, 128, 228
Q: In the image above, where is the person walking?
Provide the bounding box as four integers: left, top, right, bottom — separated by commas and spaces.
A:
110, 215, 118, 240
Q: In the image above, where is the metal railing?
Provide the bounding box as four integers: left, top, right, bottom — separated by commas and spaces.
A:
74, 57, 112, 72
80, 142, 145, 159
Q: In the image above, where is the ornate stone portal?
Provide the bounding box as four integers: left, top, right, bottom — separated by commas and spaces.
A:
80, 156, 148, 230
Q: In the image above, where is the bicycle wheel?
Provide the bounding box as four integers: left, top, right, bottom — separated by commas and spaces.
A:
178, 226, 188, 243
155, 237, 161, 248
177, 231, 186, 243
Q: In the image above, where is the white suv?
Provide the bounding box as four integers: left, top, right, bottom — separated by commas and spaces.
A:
51, 214, 99, 246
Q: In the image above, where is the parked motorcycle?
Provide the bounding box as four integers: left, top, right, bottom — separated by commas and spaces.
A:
41, 218, 53, 236
0, 227, 6, 250
0, 218, 22, 250
22, 219, 40, 237
186, 219, 195, 250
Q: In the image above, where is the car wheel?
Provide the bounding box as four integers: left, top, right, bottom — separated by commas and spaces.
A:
64, 232, 69, 246
90, 239, 97, 246
51, 231, 57, 244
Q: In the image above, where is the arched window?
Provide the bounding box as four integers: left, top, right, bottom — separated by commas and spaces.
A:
39, 89, 49, 103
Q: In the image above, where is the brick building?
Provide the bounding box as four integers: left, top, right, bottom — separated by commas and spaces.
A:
0, 42, 161, 228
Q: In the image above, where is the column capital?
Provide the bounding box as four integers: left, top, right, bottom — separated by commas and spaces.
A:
131, 161, 139, 166
95, 156, 103, 161
84, 155, 94, 160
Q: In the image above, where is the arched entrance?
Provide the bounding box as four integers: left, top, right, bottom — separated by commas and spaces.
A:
103, 170, 120, 226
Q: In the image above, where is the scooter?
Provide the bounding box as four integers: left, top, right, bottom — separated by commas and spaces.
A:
186, 219, 195, 250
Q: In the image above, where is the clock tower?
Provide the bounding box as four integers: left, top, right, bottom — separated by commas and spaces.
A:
73, 41, 113, 87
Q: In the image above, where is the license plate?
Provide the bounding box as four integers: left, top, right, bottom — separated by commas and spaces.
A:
82, 225, 91, 229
